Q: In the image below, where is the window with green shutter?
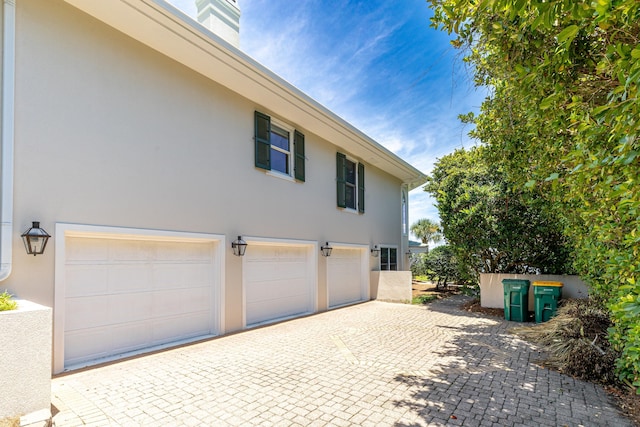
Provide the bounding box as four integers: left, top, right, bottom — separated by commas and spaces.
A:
336, 152, 365, 213
255, 111, 271, 170
254, 111, 305, 182
358, 162, 365, 213
294, 130, 305, 182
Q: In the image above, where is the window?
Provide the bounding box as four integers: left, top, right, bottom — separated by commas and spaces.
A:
255, 111, 305, 181
336, 153, 365, 213
380, 247, 397, 271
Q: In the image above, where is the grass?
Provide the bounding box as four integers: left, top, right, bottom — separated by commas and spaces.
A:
0, 290, 18, 311
412, 294, 438, 305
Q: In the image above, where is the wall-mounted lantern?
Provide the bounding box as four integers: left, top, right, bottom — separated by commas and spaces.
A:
21, 221, 51, 256
320, 242, 333, 257
370, 245, 380, 257
231, 235, 247, 257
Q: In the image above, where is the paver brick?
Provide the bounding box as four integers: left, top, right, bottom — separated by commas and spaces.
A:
51, 297, 634, 426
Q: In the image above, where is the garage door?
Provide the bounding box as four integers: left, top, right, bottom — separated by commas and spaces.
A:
244, 244, 315, 327
327, 247, 367, 308
63, 236, 218, 369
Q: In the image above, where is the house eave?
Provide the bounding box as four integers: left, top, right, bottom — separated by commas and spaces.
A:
61, 0, 427, 189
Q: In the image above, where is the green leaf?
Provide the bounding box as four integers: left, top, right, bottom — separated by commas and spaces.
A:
539, 94, 557, 110
544, 173, 559, 182
556, 25, 579, 45
632, 48, 640, 59
623, 151, 638, 165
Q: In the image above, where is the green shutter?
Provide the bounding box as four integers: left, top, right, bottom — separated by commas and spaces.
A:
336, 153, 346, 208
358, 162, 365, 213
254, 111, 271, 170
294, 130, 305, 182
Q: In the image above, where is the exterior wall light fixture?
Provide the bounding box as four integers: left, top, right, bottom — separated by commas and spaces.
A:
231, 235, 247, 256
21, 221, 51, 256
370, 245, 380, 257
320, 242, 333, 257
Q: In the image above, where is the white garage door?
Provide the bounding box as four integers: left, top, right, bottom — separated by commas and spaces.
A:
244, 244, 314, 327
327, 247, 367, 308
63, 236, 218, 369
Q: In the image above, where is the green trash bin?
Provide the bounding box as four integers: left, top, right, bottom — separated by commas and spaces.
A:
502, 279, 531, 322
533, 281, 563, 323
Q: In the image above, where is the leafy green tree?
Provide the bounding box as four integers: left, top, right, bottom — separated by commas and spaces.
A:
411, 245, 470, 288
428, 0, 640, 388
410, 218, 442, 253
425, 146, 572, 276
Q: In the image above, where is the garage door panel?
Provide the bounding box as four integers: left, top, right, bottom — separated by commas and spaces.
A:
65, 265, 109, 297
151, 287, 211, 317
63, 235, 218, 369
245, 262, 307, 282
110, 240, 155, 261
151, 263, 213, 289
246, 278, 307, 303
328, 248, 365, 308
246, 294, 309, 326
66, 237, 109, 261
108, 323, 153, 355
108, 265, 152, 293
152, 313, 211, 343
65, 328, 113, 363
244, 244, 314, 327
65, 296, 110, 331
107, 293, 154, 323
155, 242, 213, 261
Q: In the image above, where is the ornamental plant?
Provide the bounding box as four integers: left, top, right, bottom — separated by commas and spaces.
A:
0, 290, 18, 311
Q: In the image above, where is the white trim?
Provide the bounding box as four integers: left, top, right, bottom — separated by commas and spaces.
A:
325, 243, 370, 309
378, 244, 399, 271
241, 236, 318, 328
53, 223, 225, 374
0, 0, 16, 281
264, 117, 297, 182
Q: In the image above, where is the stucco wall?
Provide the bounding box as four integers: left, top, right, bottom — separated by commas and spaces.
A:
5, 0, 405, 338
371, 271, 412, 302
479, 273, 590, 309
0, 300, 52, 423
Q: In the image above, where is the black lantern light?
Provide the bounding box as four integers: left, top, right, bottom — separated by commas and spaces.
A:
370, 245, 380, 257
21, 221, 51, 256
231, 235, 247, 256
320, 242, 333, 257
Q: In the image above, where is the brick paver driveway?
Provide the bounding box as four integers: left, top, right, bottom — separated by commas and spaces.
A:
51, 296, 633, 426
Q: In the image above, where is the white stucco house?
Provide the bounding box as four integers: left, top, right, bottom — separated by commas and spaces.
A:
0, 0, 426, 374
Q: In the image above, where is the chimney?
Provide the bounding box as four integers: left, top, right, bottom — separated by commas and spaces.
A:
196, 0, 241, 48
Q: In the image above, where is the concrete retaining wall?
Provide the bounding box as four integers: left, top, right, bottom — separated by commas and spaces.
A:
371, 271, 412, 303
479, 273, 590, 309
0, 300, 52, 425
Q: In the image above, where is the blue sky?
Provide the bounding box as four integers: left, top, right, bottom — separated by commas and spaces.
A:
167, 0, 484, 238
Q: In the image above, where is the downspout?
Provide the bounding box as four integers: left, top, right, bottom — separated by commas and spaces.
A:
0, 0, 16, 281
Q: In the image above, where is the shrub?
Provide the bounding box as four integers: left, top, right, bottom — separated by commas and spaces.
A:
514, 299, 620, 386
0, 290, 18, 311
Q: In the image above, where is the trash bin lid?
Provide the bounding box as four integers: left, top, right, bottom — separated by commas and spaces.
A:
532, 281, 563, 287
